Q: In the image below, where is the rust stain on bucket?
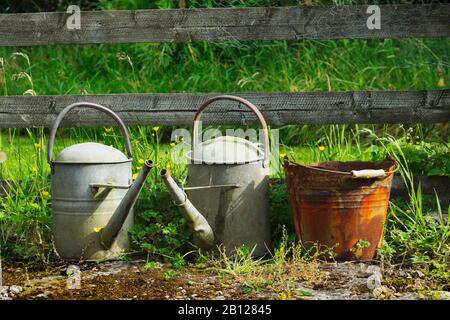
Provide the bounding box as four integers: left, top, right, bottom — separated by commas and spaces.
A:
284, 158, 396, 261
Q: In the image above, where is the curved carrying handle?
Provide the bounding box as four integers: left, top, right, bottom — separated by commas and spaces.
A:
192, 95, 269, 167
47, 102, 133, 164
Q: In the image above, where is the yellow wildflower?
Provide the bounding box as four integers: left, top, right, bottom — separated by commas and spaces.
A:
34, 143, 41, 149
318, 146, 325, 151
94, 227, 103, 233
41, 190, 49, 197
170, 142, 176, 148
279, 153, 287, 159
104, 127, 113, 133
138, 159, 145, 164
152, 126, 160, 132
132, 173, 138, 180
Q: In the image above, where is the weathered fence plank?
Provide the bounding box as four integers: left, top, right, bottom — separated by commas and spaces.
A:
0, 90, 448, 127
0, 5, 449, 46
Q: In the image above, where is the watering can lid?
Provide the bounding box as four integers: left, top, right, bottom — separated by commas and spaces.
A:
54, 142, 130, 164
186, 136, 264, 164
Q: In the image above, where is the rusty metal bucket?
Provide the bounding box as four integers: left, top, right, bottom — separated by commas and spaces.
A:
283, 157, 397, 261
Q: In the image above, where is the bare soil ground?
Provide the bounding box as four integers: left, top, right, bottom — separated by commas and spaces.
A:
2, 260, 448, 300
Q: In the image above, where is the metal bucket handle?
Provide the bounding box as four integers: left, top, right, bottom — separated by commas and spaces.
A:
47, 102, 133, 164
283, 156, 399, 179
192, 95, 269, 167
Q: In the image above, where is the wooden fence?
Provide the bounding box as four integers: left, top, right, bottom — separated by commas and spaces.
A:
0, 90, 448, 127
0, 5, 448, 46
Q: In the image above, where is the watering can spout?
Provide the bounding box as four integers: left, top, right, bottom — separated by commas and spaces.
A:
100, 160, 154, 249
160, 169, 215, 249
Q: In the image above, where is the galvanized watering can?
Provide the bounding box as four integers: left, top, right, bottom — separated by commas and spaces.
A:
48, 102, 153, 261
161, 95, 271, 257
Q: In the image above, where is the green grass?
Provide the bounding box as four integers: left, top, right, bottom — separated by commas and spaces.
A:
1, 39, 447, 96
373, 133, 450, 284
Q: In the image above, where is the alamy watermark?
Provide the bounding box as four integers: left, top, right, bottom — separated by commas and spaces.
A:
169, 123, 281, 174
66, 5, 81, 30
63, 5, 382, 33
366, 5, 381, 30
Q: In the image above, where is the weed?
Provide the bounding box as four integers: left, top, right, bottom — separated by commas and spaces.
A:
350, 239, 371, 259
363, 130, 450, 281
209, 229, 324, 297
0, 181, 53, 267
144, 261, 161, 270
163, 269, 177, 280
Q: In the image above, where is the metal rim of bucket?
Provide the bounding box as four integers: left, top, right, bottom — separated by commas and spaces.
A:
283, 156, 399, 177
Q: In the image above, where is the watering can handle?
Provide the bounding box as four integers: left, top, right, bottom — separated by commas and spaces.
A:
192, 95, 269, 167
47, 102, 133, 164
